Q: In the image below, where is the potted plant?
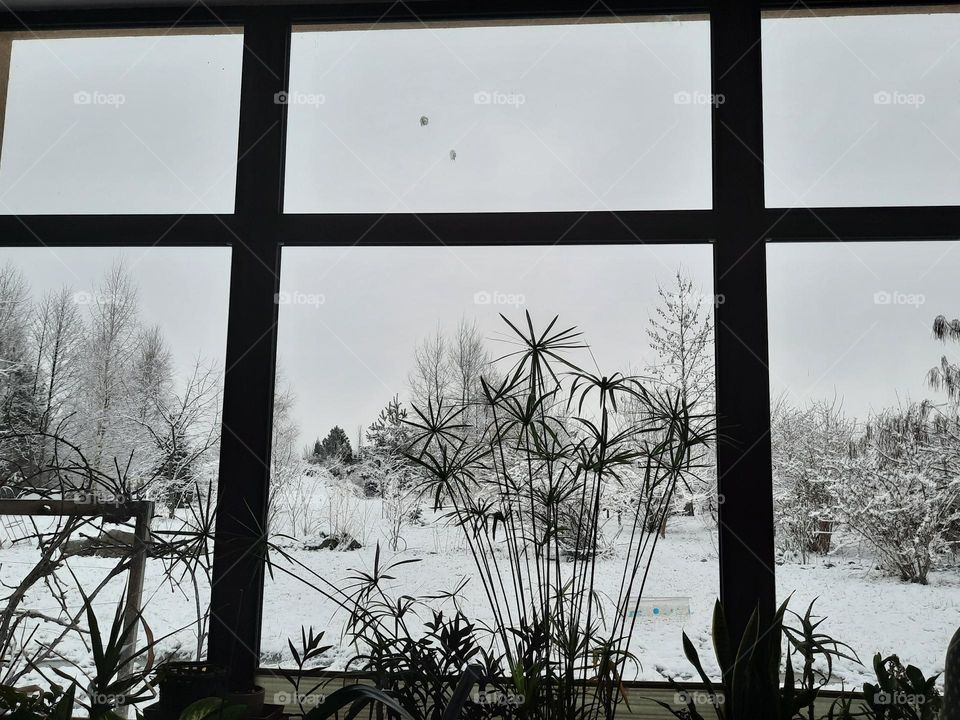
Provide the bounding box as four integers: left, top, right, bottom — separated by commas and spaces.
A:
155, 662, 228, 717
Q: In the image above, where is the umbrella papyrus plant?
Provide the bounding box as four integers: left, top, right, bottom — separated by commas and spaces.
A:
404, 312, 715, 720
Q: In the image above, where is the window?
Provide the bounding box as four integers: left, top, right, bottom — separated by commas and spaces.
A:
0, 30, 243, 214
284, 17, 712, 212
1, 1, 957, 713
767, 240, 958, 685
763, 8, 960, 207
261, 243, 721, 680
0, 247, 230, 696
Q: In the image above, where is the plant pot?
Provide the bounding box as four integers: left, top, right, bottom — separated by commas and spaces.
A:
227, 685, 265, 716
156, 661, 229, 715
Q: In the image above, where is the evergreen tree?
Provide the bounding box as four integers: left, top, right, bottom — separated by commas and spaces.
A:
318, 425, 353, 463
367, 395, 410, 455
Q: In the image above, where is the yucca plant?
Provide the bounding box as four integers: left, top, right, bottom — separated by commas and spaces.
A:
401, 312, 714, 720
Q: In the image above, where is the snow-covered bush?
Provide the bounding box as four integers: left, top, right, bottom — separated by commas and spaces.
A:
362, 395, 418, 550
323, 475, 373, 545
831, 404, 960, 584
771, 398, 854, 562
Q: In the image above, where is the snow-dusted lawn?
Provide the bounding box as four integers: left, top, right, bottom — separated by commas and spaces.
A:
2, 503, 956, 691
261, 514, 721, 680
260, 508, 959, 688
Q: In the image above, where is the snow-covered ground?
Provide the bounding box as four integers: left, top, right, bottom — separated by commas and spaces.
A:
259, 491, 960, 688
2, 489, 957, 693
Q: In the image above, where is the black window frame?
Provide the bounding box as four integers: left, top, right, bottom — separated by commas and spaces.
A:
2, 0, 957, 690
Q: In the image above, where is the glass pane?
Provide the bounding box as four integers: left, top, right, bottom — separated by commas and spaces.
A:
284, 18, 712, 213
0, 30, 242, 214
763, 8, 960, 207
0, 247, 230, 711
768, 240, 958, 688
263, 244, 721, 697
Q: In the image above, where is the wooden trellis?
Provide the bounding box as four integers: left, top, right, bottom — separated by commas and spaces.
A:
0, 498, 155, 679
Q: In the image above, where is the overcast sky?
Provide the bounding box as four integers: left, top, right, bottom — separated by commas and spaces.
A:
278, 245, 713, 443
1, 12, 960, 444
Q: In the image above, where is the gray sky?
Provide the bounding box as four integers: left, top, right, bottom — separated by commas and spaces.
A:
2, 12, 960, 442
762, 11, 960, 207
283, 19, 713, 212
768, 241, 960, 419
278, 245, 713, 444
0, 32, 242, 214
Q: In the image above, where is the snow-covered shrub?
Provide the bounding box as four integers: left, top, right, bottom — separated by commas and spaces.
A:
323, 476, 373, 545
832, 404, 960, 584
272, 470, 325, 539
363, 395, 417, 551
771, 398, 854, 562
555, 496, 614, 560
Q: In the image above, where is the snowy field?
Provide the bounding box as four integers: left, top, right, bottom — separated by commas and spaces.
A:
256, 484, 959, 689
2, 486, 957, 692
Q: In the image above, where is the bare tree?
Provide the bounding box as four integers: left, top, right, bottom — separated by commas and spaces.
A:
30, 286, 85, 473
0, 263, 40, 479
129, 358, 221, 513
409, 325, 452, 411
646, 269, 714, 411
268, 372, 303, 536
448, 317, 489, 436
645, 269, 716, 525
84, 261, 139, 472
0, 262, 30, 375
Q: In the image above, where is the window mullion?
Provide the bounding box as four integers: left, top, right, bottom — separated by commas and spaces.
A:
711, 0, 778, 639
208, 8, 289, 690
